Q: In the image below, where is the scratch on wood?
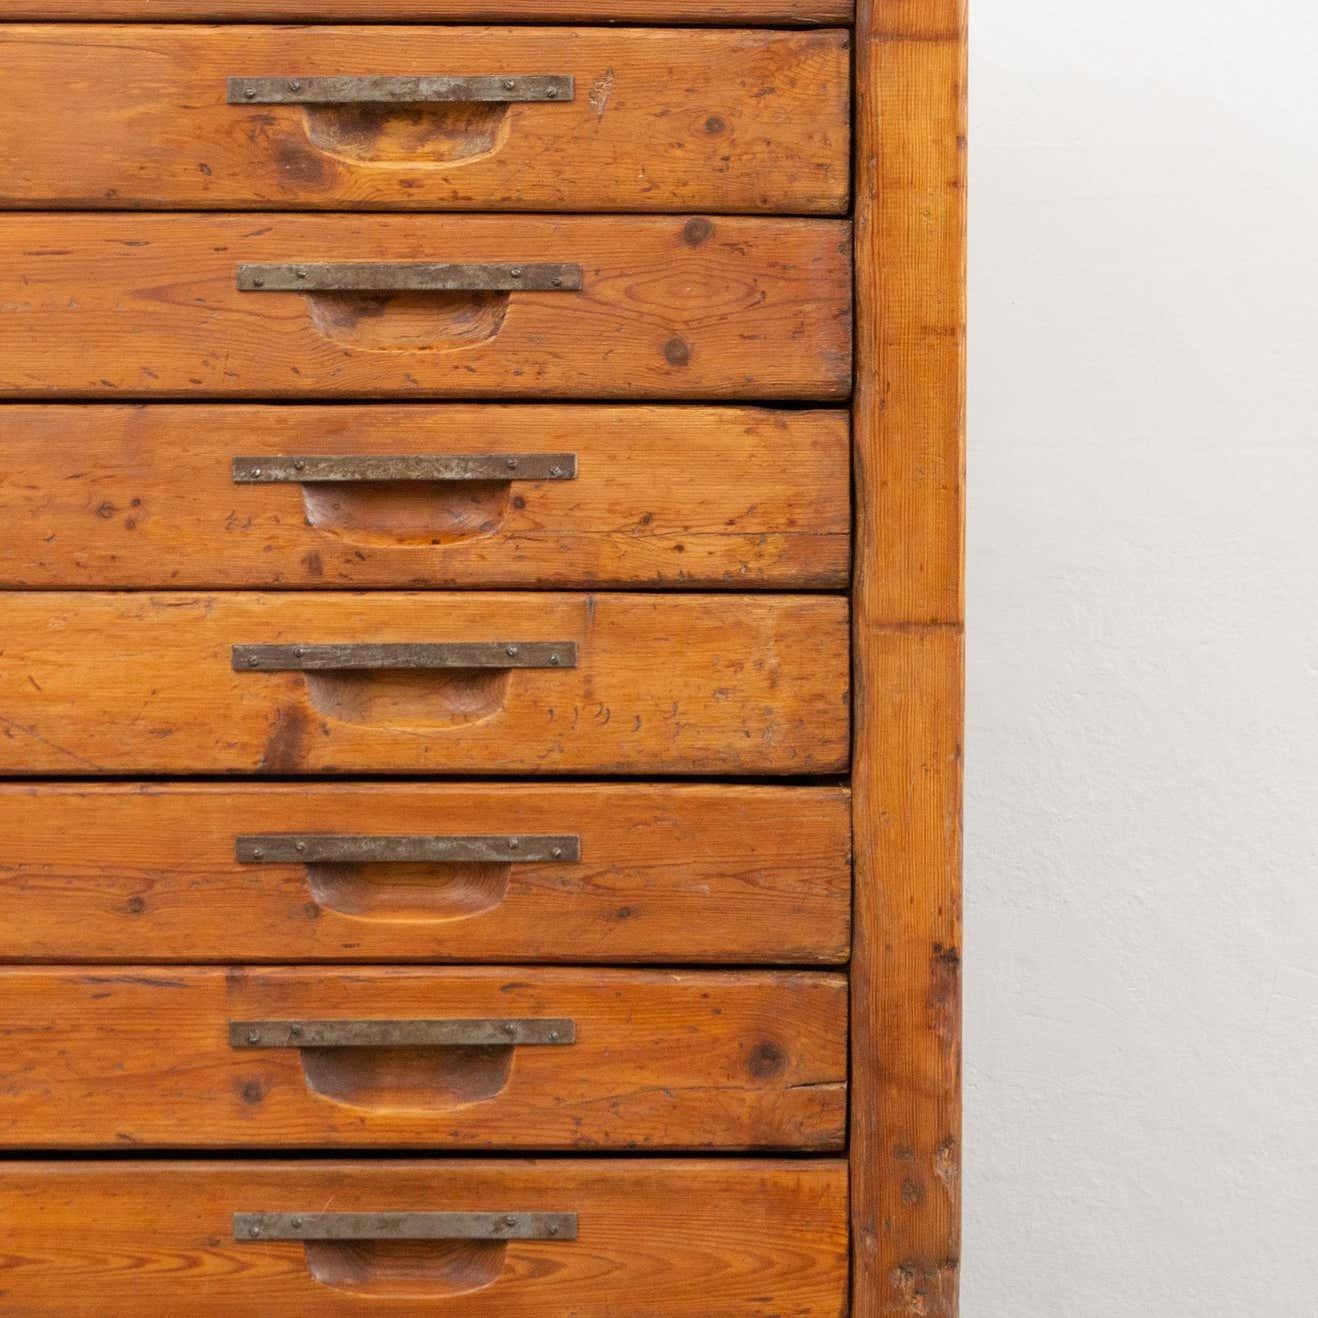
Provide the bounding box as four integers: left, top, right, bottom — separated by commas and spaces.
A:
588, 67, 615, 118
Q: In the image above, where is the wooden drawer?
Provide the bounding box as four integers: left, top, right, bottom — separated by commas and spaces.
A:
0, 26, 849, 214
0, 1159, 848, 1315
0, 967, 846, 1150
0, 592, 849, 775
0, 405, 850, 589
6, 2, 851, 19
0, 782, 850, 964
0, 214, 851, 400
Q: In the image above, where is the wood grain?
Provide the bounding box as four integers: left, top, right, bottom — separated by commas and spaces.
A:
0, 1159, 849, 1316
3, 1, 852, 19
0, 404, 850, 589
0, 966, 846, 1150
852, 0, 967, 1313
0, 214, 852, 400
0, 591, 850, 775
0, 782, 851, 964
0, 26, 850, 214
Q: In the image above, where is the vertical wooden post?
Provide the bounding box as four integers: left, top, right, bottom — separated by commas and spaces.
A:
852, 0, 967, 1313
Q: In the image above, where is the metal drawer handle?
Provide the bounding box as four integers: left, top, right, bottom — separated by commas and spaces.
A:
230, 1019, 575, 1048
228, 75, 574, 106
232, 642, 577, 672
236, 833, 580, 864
237, 263, 582, 293
235, 1211, 577, 1243
232, 453, 576, 484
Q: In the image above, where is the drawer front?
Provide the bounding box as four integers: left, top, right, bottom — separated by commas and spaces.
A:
0, 26, 850, 214
6, 2, 851, 19
0, 967, 846, 1149
0, 405, 849, 589
0, 1159, 848, 1316
0, 214, 851, 400
0, 592, 849, 775
0, 783, 851, 963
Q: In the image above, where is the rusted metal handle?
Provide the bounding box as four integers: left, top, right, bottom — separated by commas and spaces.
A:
230, 1019, 575, 1048
234, 1211, 577, 1242
237, 263, 581, 293
228, 75, 574, 106
235, 834, 579, 865
232, 454, 576, 484
232, 642, 577, 672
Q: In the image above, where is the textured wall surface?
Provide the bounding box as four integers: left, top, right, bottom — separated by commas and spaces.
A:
966, 2, 1318, 1311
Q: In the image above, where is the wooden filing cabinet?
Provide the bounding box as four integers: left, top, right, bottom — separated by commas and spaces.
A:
0, 2, 965, 1315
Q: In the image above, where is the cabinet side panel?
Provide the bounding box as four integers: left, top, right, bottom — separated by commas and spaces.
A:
852, 0, 967, 1313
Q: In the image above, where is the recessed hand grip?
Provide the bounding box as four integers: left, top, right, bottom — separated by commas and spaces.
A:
236, 834, 580, 864
228, 75, 574, 106
232, 641, 577, 671
232, 454, 576, 483
230, 1019, 575, 1048
237, 263, 582, 293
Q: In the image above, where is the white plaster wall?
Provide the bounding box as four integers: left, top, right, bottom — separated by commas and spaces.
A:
965, 1, 1318, 1311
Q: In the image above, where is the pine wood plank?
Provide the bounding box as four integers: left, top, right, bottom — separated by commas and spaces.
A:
0, 966, 846, 1150
4, 1, 851, 19
852, 0, 968, 1312
0, 404, 849, 589
0, 591, 850, 775
0, 1159, 849, 1315
0, 782, 851, 963
0, 26, 850, 214
0, 213, 852, 400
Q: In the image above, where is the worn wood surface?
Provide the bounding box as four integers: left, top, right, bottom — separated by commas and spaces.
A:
0, 591, 849, 775
4, 1, 852, 19
0, 782, 850, 963
0, 214, 851, 400
0, 404, 849, 589
0, 966, 846, 1150
0, 26, 849, 214
852, 0, 968, 1313
0, 1159, 848, 1316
